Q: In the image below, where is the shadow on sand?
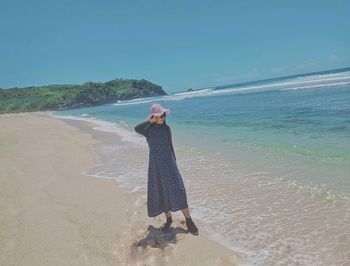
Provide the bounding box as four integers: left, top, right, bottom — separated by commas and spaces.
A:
135, 224, 189, 249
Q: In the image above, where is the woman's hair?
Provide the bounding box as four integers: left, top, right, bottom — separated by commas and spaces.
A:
163, 118, 170, 129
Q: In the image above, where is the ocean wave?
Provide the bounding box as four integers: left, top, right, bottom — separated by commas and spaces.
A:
108, 71, 350, 106
48, 113, 146, 146
280, 81, 350, 91
113, 97, 162, 106
293, 71, 350, 81
211, 76, 350, 95
172, 88, 214, 96
112, 88, 215, 106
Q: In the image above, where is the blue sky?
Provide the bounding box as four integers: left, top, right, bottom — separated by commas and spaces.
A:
1, 0, 349, 94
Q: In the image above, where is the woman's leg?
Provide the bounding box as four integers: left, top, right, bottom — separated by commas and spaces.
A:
181, 208, 191, 218
161, 211, 173, 230
164, 210, 172, 218
181, 207, 199, 235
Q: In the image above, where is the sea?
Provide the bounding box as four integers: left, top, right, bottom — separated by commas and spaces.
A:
52, 67, 350, 265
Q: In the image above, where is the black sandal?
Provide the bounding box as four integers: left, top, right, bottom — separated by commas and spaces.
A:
161, 216, 172, 231
185, 217, 199, 235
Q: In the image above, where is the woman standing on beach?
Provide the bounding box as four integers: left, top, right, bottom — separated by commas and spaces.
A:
134, 103, 199, 235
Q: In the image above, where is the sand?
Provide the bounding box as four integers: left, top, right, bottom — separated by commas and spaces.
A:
0, 112, 246, 266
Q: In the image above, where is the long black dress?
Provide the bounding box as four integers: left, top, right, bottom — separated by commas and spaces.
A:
134, 120, 189, 217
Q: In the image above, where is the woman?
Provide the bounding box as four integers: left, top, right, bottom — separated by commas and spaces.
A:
134, 103, 199, 235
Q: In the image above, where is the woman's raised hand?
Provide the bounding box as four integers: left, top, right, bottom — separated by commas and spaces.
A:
149, 115, 158, 123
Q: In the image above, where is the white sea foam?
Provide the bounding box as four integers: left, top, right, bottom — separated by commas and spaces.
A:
280, 81, 350, 91
113, 97, 162, 106
294, 71, 350, 81
113, 88, 215, 106
210, 76, 350, 95
109, 71, 350, 106
49, 113, 147, 146
172, 88, 214, 96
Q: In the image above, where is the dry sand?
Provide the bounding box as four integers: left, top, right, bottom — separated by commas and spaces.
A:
0, 112, 246, 265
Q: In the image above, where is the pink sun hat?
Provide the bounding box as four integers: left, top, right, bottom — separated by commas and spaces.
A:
146, 103, 171, 120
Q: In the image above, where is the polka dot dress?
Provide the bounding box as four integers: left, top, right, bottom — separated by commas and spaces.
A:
146, 123, 189, 217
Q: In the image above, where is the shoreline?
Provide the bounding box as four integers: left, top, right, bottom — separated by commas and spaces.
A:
0, 111, 246, 265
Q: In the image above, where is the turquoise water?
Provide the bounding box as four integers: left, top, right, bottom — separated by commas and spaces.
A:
53, 68, 350, 264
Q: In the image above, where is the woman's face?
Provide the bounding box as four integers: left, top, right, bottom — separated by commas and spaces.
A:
154, 113, 166, 124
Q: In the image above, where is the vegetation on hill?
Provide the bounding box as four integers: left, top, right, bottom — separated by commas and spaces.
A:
0, 78, 167, 114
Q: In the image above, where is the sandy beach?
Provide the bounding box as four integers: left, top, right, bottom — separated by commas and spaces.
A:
0, 112, 245, 266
